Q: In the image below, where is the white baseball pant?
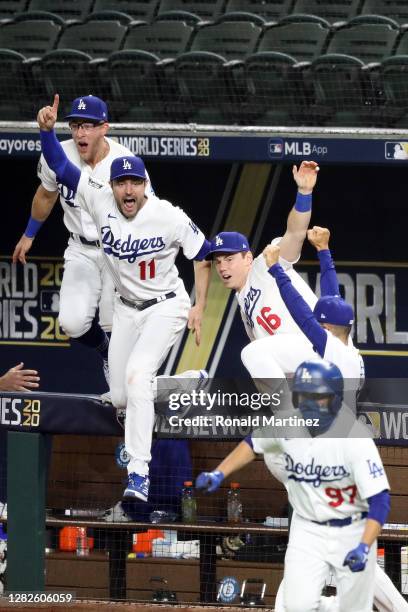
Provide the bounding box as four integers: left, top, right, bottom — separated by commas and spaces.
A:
109, 293, 190, 476
275, 563, 408, 612
282, 513, 376, 612
59, 239, 114, 336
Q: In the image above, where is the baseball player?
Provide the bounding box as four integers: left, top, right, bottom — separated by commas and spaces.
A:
197, 359, 391, 612
207, 161, 319, 384
37, 95, 211, 502
13, 95, 154, 385
263, 230, 364, 408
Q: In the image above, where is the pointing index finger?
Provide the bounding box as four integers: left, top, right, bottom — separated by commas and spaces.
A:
52, 93, 59, 113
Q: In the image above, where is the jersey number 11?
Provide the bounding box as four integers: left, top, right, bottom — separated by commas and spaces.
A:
138, 259, 156, 280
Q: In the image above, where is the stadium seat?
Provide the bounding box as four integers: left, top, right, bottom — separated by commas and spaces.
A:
85, 11, 134, 25
0, 1, 28, 21
34, 49, 94, 116
13, 11, 65, 25
122, 21, 194, 57
243, 51, 300, 125
306, 54, 372, 126
225, 0, 295, 23
57, 20, 127, 58
173, 21, 262, 122
361, 0, 408, 26
188, 21, 261, 58
258, 19, 330, 62
92, 0, 161, 22
377, 54, 408, 125
0, 49, 29, 119
101, 50, 167, 121
293, 0, 361, 25
154, 11, 203, 24
28, 0, 93, 22
157, 0, 225, 21
217, 12, 266, 26
0, 20, 61, 57
325, 16, 400, 63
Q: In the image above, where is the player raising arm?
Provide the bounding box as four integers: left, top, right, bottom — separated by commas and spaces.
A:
207, 161, 319, 383
197, 359, 391, 612
37, 95, 212, 502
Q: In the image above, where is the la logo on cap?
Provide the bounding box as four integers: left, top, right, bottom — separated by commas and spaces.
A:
215, 235, 223, 246
78, 98, 86, 110
123, 159, 132, 169
300, 367, 312, 382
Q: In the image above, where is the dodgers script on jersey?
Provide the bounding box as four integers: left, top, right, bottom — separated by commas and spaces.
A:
75, 172, 205, 301
253, 428, 389, 523
38, 138, 153, 242
238, 242, 317, 341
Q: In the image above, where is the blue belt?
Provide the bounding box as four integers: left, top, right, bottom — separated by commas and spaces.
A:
312, 512, 368, 527
120, 292, 176, 311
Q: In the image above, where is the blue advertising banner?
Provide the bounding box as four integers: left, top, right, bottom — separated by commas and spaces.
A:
1, 131, 408, 164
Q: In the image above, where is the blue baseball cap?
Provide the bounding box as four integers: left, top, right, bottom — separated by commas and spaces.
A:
110, 156, 147, 182
65, 95, 108, 122
208, 232, 250, 254
313, 295, 354, 326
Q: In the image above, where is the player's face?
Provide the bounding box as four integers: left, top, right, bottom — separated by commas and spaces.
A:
214, 252, 253, 290
69, 120, 109, 163
111, 177, 146, 218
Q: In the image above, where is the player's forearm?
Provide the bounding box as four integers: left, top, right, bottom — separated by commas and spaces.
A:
361, 518, 382, 548
31, 185, 58, 222
215, 440, 256, 478
193, 260, 211, 309
278, 194, 312, 262
40, 129, 80, 192
318, 249, 340, 296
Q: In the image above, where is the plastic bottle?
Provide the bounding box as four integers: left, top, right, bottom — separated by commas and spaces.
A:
181, 481, 197, 523
227, 482, 243, 523
76, 527, 89, 556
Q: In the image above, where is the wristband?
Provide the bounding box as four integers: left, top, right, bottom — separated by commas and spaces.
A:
294, 192, 312, 212
24, 216, 43, 238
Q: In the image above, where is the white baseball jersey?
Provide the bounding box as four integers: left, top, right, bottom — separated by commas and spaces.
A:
38, 137, 152, 242
238, 240, 317, 341
323, 332, 365, 388
75, 173, 205, 301
253, 423, 389, 523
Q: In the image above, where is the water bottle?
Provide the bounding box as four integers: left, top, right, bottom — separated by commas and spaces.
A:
181, 481, 197, 523
76, 527, 89, 556
227, 482, 243, 523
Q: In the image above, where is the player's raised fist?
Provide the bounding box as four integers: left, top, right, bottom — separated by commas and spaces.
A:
37, 93, 59, 131
263, 244, 280, 269
307, 226, 330, 251
293, 160, 319, 195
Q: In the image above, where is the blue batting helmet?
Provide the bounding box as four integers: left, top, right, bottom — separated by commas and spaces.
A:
292, 359, 343, 432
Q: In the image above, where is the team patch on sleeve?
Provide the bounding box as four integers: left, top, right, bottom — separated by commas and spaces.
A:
367, 459, 384, 478
189, 220, 199, 234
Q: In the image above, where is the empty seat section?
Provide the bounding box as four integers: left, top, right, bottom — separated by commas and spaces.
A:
361, 0, 408, 26
57, 20, 127, 58
293, 0, 361, 24
157, 0, 225, 21
0, 20, 61, 57
92, 0, 161, 22
28, 0, 94, 22
225, 0, 295, 22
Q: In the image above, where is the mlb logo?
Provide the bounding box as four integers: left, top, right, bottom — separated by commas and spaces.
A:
78, 98, 86, 110
385, 141, 408, 160
215, 235, 223, 246
123, 159, 132, 169
268, 139, 284, 158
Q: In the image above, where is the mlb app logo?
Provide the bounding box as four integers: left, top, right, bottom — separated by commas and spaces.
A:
268, 139, 284, 158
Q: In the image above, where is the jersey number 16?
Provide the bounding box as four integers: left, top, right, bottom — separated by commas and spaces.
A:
256, 307, 281, 335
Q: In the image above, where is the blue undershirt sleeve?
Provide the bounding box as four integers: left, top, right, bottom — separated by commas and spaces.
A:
318, 249, 340, 296
367, 489, 390, 526
269, 263, 327, 356
40, 129, 81, 193
194, 238, 211, 261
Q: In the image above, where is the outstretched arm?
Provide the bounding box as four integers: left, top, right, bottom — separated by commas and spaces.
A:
263, 245, 327, 356
38, 94, 80, 193
196, 440, 256, 492
278, 161, 319, 263
307, 226, 340, 296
